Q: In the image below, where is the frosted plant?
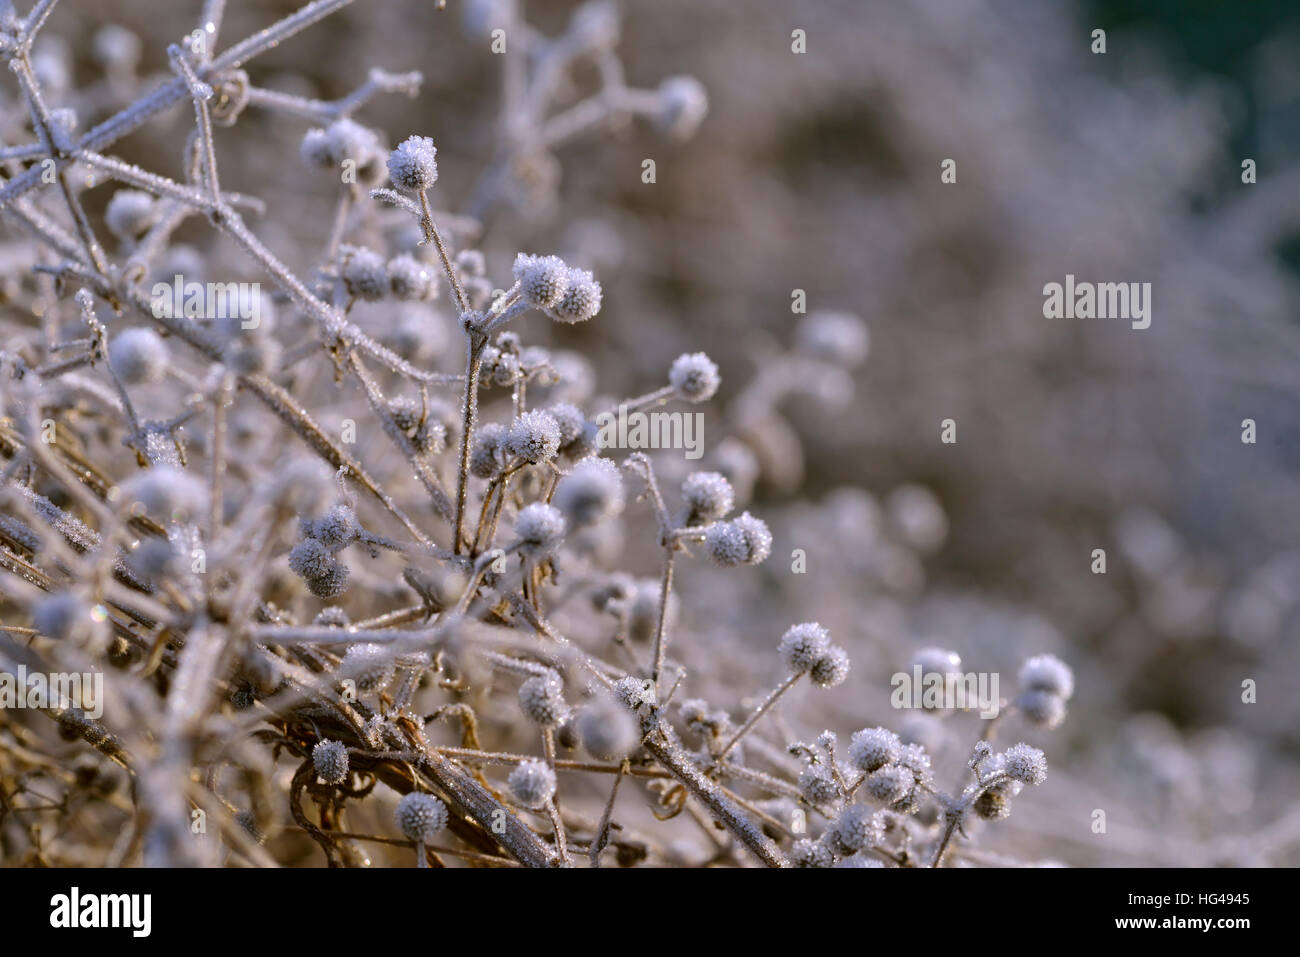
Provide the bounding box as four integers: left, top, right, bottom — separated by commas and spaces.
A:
0, 0, 1096, 872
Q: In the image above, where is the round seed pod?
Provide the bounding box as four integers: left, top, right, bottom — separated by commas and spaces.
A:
507, 758, 557, 809
33, 592, 96, 642
469, 422, 509, 478
108, 327, 169, 384
973, 784, 1014, 821
312, 739, 349, 785
681, 471, 734, 524
847, 727, 902, 773
513, 502, 566, 557
518, 673, 570, 727
655, 75, 709, 140
395, 792, 448, 843
513, 253, 570, 309
613, 675, 655, 710
778, 622, 831, 675
809, 645, 851, 688
797, 764, 840, 806
797, 310, 869, 368
387, 135, 438, 192
576, 696, 640, 761
545, 402, 587, 448
288, 538, 335, 580
1017, 653, 1074, 700
387, 253, 437, 301
1003, 743, 1048, 786
668, 352, 720, 403
506, 410, 561, 464
1018, 688, 1068, 729
105, 189, 157, 241
341, 246, 388, 301
790, 838, 834, 868
547, 267, 602, 323
553, 456, 624, 527
703, 511, 772, 567
307, 504, 360, 551
863, 764, 912, 805
831, 805, 885, 852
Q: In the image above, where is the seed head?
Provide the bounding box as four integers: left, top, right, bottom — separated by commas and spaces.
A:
308, 568, 349, 604
514, 253, 570, 309
92, 24, 142, 72
797, 764, 840, 806
797, 311, 869, 368
387, 134, 439, 192
547, 267, 602, 323
613, 675, 655, 710
668, 352, 720, 403
1018, 688, 1068, 729
302, 118, 380, 170
109, 327, 169, 385
312, 739, 349, 785
388, 396, 423, 433
790, 838, 834, 868
387, 253, 437, 301
288, 537, 334, 580
33, 592, 92, 642
1018, 654, 1074, 700
340, 642, 394, 691
911, 646, 961, 679
553, 456, 624, 527
104, 189, 157, 241
513, 502, 566, 557
545, 403, 587, 448
778, 622, 831, 674
507, 758, 557, 809
470, 422, 509, 477
341, 246, 389, 301
703, 511, 771, 566
395, 792, 448, 843
506, 410, 562, 463
848, 727, 902, 773
655, 75, 709, 140
299, 127, 333, 168
809, 645, 851, 688
863, 764, 912, 804
831, 804, 885, 852
897, 742, 933, 785
518, 672, 570, 727
576, 695, 641, 760
974, 784, 1016, 820
307, 505, 360, 550
681, 471, 734, 524
1002, 743, 1048, 785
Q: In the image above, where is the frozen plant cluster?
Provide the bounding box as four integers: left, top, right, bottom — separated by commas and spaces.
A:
0, 0, 1077, 868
